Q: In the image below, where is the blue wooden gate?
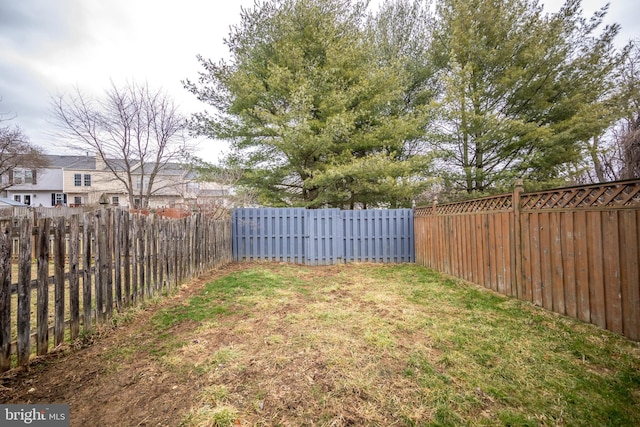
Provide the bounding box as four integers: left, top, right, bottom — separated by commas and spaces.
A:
232, 208, 414, 265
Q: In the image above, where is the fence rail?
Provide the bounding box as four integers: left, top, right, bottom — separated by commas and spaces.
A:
0, 208, 232, 372
414, 179, 640, 341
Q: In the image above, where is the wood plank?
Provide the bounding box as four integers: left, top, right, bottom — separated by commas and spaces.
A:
482, 214, 491, 289
521, 214, 533, 302
105, 209, 113, 319
603, 210, 622, 334
151, 216, 158, 293
36, 218, 50, 356
573, 211, 590, 322
562, 212, 577, 319
620, 210, 639, 341
475, 215, 486, 288
131, 215, 138, 304
54, 217, 66, 346
488, 214, 498, 291
17, 218, 32, 366
0, 221, 11, 372
93, 211, 103, 322
587, 211, 606, 329
530, 212, 544, 307
114, 209, 122, 311
123, 212, 131, 307
502, 212, 512, 296
69, 215, 80, 340
539, 212, 553, 311
550, 211, 565, 315
82, 213, 93, 332
464, 216, 473, 282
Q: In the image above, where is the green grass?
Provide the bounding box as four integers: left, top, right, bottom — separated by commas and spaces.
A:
135, 263, 639, 426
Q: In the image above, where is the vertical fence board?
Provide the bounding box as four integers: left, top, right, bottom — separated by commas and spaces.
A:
573, 211, 590, 323
54, 217, 65, 347
562, 212, 577, 319
114, 211, 122, 311
587, 211, 606, 329
550, 212, 565, 315
69, 215, 80, 340
0, 222, 11, 371
17, 218, 32, 366
521, 215, 532, 302
82, 213, 92, 331
603, 211, 622, 334
539, 212, 553, 311
620, 210, 639, 340
36, 219, 50, 356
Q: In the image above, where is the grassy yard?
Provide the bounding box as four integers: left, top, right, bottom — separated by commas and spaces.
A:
103, 262, 640, 427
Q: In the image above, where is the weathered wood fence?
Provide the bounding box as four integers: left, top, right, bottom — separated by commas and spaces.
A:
414, 179, 640, 341
0, 208, 232, 372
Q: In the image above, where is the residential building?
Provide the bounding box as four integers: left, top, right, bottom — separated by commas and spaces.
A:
1, 153, 233, 209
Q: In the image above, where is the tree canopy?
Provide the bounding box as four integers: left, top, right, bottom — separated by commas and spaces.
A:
186, 0, 433, 208
188, 0, 630, 205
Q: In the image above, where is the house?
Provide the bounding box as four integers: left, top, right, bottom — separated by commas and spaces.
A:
1, 153, 234, 209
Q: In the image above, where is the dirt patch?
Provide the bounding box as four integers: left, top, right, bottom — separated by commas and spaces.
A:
0, 263, 250, 426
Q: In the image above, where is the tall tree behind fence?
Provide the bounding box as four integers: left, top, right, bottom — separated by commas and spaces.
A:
414, 179, 640, 341
0, 208, 232, 372
232, 208, 414, 265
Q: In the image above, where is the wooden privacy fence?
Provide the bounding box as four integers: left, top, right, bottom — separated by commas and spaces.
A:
0, 208, 232, 372
232, 208, 414, 265
414, 179, 640, 341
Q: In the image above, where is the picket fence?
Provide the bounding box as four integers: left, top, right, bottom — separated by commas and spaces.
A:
0, 208, 232, 372
232, 208, 414, 265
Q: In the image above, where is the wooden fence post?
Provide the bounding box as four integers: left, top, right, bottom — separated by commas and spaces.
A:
513, 179, 524, 299
36, 218, 50, 356
0, 221, 12, 372
18, 218, 32, 366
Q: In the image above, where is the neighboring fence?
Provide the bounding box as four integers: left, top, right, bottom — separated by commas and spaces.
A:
0, 208, 232, 372
0, 206, 89, 220
414, 179, 640, 341
232, 208, 414, 265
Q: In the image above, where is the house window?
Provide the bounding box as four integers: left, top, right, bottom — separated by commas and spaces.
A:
14, 195, 21, 203
186, 182, 200, 193
74, 174, 82, 186
12, 170, 23, 184
24, 195, 31, 205
112, 196, 119, 206
74, 196, 82, 205
136, 176, 149, 190
84, 174, 91, 186
11, 169, 36, 185
51, 193, 67, 206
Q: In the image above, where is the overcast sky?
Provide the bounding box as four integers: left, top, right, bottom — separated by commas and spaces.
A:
1, 0, 638, 163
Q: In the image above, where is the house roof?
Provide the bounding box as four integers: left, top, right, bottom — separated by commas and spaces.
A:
0, 197, 26, 206
45, 154, 96, 169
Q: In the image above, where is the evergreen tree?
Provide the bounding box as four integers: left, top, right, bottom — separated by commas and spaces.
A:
429, 0, 624, 194
186, 0, 432, 208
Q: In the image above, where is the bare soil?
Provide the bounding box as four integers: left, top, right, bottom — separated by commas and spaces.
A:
0, 263, 250, 427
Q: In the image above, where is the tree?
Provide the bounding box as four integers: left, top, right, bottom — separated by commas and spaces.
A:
0, 106, 48, 192
186, 0, 433, 208
52, 81, 188, 208
428, 0, 624, 195
573, 39, 640, 183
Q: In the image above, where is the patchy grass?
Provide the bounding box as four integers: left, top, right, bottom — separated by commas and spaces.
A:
132, 263, 640, 426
